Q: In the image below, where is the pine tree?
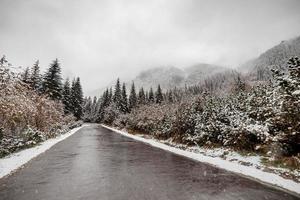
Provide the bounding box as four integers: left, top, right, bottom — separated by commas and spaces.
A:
155, 84, 163, 104
93, 97, 102, 122
269, 57, 300, 156
103, 88, 110, 107
113, 78, 122, 110
167, 90, 173, 103
70, 79, 76, 115
120, 83, 128, 113
29, 60, 41, 92
83, 96, 92, 121
148, 87, 154, 103
232, 73, 246, 93
138, 87, 146, 105
0, 55, 7, 66
90, 96, 98, 121
129, 82, 137, 111
22, 67, 30, 84
108, 87, 113, 104
71, 77, 84, 120
145, 91, 149, 103
62, 78, 72, 114
42, 59, 63, 100
97, 89, 109, 122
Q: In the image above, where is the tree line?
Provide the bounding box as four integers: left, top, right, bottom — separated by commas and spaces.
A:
82, 78, 173, 123
21, 59, 83, 119
0, 55, 83, 157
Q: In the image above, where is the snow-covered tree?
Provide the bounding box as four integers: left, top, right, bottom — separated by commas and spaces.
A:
120, 83, 129, 113
82, 96, 93, 121
70, 77, 84, 120
166, 90, 173, 103
103, 102, 120, 125
269, 57, 300, 156
155, 84, 163, 104
62, 78, 72, 114
138, 87, 146, 105
108, 87, 113, 103
22, 67, 30, 84
29, 60, 41, 92
129, 82, 137, 110
42, 59, 63, 100
113, 78, 122, 110
148, 87, 155, 103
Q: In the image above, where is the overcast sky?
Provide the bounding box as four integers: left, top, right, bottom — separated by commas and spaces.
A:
1, 0, 300, 93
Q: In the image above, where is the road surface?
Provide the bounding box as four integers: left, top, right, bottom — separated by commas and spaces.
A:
0, 124, 299, 200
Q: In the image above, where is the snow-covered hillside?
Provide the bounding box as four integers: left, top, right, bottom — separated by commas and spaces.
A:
240, 35, 300, 80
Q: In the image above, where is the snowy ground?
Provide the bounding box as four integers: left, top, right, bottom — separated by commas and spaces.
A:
0, 125, 87, 179
102, 125, 300, 195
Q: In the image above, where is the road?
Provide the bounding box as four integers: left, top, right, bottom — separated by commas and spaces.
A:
0, 124, 299, 200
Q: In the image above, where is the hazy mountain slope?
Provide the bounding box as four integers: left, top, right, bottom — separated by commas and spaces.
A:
240, 36, 300, 80
88, 34, 300, 95
87, 64, 228, 96
132, 64, 228, 90
185, 64, 228, 85
133, 67, 185, 90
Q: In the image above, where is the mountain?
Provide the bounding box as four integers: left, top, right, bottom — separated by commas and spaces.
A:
240, 36, 300, 80
131, 63, 228, 91
88, 36, 300, 96
86, 63, 228, 97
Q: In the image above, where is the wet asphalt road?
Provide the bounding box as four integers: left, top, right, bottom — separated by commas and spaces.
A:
0, 125, 299, 200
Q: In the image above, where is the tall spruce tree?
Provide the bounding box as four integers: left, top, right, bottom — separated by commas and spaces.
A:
269, 57, 300, 155
108, 87, 113, 104
83, 96, 92, 121
29, 60, 41, 92
167, 90, 173, 103
120, 83, 128, 113
71, 77, 84, 119
22, 67, 30, 84
70, 79, 76, 115
138, 87, 146, 105
103, 88, 110, 107
97, 89, 110, 122
113, 78, 122, 110
129, 82, 137, 110
148, 87, 154, 103
42, 59, 63, 100
62, 78, 72, 114
145, 91, 149, 103
155, 84, 163, 104
90, 96, 98, 121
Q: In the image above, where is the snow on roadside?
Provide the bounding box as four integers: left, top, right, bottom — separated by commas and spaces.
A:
0, 125, 88, 179
102, 125, 300, 195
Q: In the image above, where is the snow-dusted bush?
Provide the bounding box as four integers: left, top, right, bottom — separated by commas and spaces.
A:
191, 96, 229, 145
22, 126, 45, 144
125, 103, 177, 139
0, 56, 78, 157
103, 103, 121, 125
113, 114, 128, 129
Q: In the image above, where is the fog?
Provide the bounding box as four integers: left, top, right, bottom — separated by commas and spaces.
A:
1, 0, 300, 93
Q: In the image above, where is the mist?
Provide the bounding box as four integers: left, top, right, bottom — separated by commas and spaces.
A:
1, 0, 300, 93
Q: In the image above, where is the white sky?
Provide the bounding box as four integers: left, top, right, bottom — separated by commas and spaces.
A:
1, 0, 300, 93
